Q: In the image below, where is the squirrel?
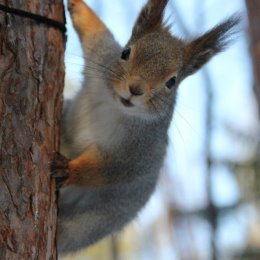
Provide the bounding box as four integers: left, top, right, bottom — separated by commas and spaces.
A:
50, 0, 240, 255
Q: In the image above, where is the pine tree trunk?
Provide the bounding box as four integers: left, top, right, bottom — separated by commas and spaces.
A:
246, 0, 260, 116
0, 1, 65, 259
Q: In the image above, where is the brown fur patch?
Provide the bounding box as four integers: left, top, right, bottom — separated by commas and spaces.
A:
68, 144, 105, 187
70, 0, 107, 37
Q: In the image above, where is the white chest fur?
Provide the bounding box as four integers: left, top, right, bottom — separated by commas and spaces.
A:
68, 80, 125, 155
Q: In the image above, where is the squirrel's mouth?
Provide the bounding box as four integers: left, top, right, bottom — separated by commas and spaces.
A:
120, 97, 134, 107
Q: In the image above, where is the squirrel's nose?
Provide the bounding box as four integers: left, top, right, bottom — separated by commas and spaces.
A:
129, 84, 144, 96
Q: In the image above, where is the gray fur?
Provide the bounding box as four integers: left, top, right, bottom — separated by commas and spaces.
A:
59, 28, 174, 253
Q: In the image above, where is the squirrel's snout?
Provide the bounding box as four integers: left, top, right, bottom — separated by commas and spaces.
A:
129, 84, 144, 96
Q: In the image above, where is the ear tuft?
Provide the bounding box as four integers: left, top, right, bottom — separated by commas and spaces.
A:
129, 0, 169, 43
182, 14, 241, 77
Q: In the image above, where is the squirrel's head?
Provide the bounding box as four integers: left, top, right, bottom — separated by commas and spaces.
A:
107, 0, 239, 121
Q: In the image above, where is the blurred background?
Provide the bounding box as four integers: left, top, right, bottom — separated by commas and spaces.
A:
62, 0, 260, 259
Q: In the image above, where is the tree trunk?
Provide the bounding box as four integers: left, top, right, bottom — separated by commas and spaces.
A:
0, 1, 65, 259
246, 0, 260, 116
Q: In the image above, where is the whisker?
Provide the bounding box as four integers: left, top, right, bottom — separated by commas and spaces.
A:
66, 52, 84, 59
153, 94, 169, 106
66, 76, 83, 80
84, 64, 124, 82
84, 68, 121, 79
174, 109, 198, 136
65, 61, 85, 67
154, 96, 189, 151
150, 96, 173, 122
155, 94, 199, 136
156, 97, 173, 122
86, 58, 125, 81
171, 117, 187, 150
66, 51, 127, 82
115, 61, 128, 80
86, 70, 122, 82
150, 99, 164, 122
175, 101, 198, 112
65, 60, 124, 81
84, 74, 119, 82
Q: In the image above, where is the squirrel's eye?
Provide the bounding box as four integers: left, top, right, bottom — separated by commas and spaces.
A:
121, 47, 131, 60
165, 76, 176, 89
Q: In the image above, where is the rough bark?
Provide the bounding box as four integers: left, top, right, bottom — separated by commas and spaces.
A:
0, 1, 65, 259
246, 0, 260, 116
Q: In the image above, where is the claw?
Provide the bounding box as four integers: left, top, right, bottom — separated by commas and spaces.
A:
50, 171, 69, 188
50, 171, 69, 180
50, 152, 70, 188
50, 152, 68, 169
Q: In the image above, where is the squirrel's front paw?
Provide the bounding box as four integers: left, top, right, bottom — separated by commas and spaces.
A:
50, 152, 70, 188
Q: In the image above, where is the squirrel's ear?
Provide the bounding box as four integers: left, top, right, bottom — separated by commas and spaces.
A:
129, 0, 169, 43
181, 15, 240, 78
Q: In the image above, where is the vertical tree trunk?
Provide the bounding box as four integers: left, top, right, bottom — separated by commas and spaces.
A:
0, 1, 65, 259
246, 0, 260, 116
